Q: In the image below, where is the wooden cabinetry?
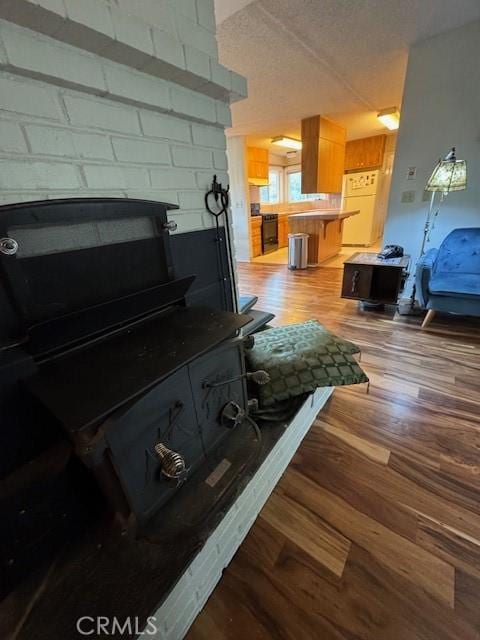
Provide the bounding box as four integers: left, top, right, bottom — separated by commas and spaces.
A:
278, 214, 289, 248
344, 135, 386, 172
251, 216, 262, 257
301, 115, 346, 194
247, 147, 269, 186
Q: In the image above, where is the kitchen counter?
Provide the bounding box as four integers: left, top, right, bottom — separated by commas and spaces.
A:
287, 209, 359, 221
288, 209, 359, 265
258, 209, 340, 216
280, 208, 338, 215
252, 212, 288, 217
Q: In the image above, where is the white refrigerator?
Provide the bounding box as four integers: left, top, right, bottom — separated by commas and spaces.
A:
341, 170, 382, 246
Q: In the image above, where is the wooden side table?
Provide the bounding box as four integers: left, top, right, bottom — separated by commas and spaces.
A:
341, 252, 410, 305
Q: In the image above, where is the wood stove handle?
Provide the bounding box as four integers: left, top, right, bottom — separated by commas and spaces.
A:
154, 442, 187, 484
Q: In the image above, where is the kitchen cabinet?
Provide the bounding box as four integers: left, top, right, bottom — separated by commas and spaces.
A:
247, 147, 269, 186
344, 135, 386, 172
251, 216, 262, 257
278, 214, 289, 248
301, 115, 346, 194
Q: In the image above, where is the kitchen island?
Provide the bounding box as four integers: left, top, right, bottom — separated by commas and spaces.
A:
288, 209, 359, 265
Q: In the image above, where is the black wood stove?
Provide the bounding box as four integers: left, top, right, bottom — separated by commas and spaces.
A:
0, 198, 252, 542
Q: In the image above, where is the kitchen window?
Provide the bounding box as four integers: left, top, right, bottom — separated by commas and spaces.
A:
260, 168, 282, 204
287, 169, 327, 202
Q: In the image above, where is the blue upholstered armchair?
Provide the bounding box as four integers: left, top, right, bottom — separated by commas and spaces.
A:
416, 228, 480, 328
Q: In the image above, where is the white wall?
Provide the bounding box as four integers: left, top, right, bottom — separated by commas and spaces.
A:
226, 136, 251, 261
0, 0, 247, 234
384, 19, 480, 289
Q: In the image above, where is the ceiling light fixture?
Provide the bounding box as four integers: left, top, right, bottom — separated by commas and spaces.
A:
271, 136, 302, 150
377, 107, 400, 130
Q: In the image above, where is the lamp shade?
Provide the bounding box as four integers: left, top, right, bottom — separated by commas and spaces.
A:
425, 149, 467, 192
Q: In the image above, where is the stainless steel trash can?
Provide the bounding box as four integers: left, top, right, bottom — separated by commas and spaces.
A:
288, 233, 309, 270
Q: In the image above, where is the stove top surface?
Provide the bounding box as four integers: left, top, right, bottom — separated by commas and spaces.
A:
27, 306, 251, 433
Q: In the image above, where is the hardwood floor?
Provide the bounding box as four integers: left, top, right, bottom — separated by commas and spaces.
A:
187, 262, 480, 640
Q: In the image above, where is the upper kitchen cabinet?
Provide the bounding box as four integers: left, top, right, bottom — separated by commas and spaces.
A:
301, 116, 346, 193
247, 147, 269, 186
344, 134, 386, 172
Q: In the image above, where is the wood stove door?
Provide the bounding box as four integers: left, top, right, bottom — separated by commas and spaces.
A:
189, 341, 247, 454
104, 367, 201, 522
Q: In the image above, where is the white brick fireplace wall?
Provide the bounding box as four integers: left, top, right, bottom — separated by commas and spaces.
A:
0, 0, 246, 234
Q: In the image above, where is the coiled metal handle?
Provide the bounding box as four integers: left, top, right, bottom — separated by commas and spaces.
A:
154, 442, 187, 481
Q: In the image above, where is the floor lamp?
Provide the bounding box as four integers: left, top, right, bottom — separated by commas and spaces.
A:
410, 147, 467, 310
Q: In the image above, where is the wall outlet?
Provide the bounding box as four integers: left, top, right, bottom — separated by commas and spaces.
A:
422, 190, 432, 202
401, 190, 416, 203
407, 167, 417, 180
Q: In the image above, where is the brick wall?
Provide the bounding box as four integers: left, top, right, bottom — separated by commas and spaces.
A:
0, 0, 247, 234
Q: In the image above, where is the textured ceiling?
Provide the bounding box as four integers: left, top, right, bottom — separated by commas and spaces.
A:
215, 0, 480, 146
